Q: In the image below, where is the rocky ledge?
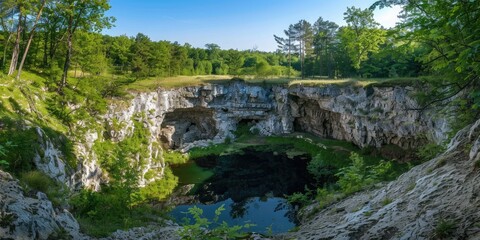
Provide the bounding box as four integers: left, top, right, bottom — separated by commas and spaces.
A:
0, 171, 85, 240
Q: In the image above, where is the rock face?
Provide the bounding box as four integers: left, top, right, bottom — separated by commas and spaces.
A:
33, 127, 72, 187
0, 170, 85, 240
281, 118, 480, 240
73, 81, 445, 189
289, 85, 447, 148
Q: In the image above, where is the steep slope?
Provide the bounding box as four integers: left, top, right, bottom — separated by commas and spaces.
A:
282, 119, 480, 239
0, 171, 85, 240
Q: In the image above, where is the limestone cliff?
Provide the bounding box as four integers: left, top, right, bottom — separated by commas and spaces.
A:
75, 81, 445, 189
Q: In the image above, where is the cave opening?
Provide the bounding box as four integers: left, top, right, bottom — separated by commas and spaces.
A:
160, 107, 217, 149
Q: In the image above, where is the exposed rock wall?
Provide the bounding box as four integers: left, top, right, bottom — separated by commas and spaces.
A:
72, 81, 446, 189
289, 85, 447, 148
28, 80, 447, 190
0, 171, 85, 240
281, 118, 480, 240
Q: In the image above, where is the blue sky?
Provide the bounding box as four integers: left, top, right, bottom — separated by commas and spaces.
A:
103, 0, 401, 52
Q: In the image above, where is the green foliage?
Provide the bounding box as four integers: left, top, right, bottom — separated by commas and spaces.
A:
0, 121, 38, 173
0, 141, 13, 169
339, 7, 386, 71
178, 204, 254, 240
417, 143, 446, 161
163, 150, 188, 165
20, 171, 52, 193
47, 227, 72, 240
189, 143, 231, 160
335, 152, 394, 194
336, 153, 373, 194
71, 189, 166, 237
0, 212, 17, 232
433, 219, 457, 239
286, 192, 311, 207
381, 198, 393, 206
20, 171, 69, 206
136, 168, 178, 202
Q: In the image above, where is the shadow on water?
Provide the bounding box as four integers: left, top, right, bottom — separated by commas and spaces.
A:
170, 146, 314, 234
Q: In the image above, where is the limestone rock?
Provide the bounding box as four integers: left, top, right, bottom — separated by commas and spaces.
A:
0, 170, 86, 240
281, 118, 480, 240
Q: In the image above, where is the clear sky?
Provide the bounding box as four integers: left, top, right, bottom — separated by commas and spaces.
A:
103, 0, 401, 52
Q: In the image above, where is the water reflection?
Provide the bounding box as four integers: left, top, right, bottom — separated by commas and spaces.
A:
171, 197, 296, 234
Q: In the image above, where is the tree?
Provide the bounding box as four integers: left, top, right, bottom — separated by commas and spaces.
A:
293, 20, 313, 78
0, 0, 18, 69
312, 17, 339, 78
226, 50, 244, 76
339, 7, 386, 71
371, 0, 480, 111
107, 35, 132, 73
130, 33, 153, 78
57, 0, 114, 94
72, 31, 107, 76
274, 24, 298, 78
16, 0, 47, 79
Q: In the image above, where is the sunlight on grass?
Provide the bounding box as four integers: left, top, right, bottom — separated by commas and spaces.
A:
121, 75, 420, 91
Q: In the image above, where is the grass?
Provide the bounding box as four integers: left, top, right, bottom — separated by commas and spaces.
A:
121, 74, 421, 91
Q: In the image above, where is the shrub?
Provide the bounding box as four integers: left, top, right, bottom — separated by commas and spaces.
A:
336, 153, 373, 194
178, 204, 254, 240
20, 171, 53, 193
417, 143, 446, 161
286, 192, 310, 207
433, 219, 456, 239
163, 150, 188, 165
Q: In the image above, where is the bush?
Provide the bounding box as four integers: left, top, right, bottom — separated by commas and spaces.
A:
433, 219, 456, 239
336, 153, 395, 194
136, 168, 178, 202
163, 150, 188, 165
336, 153, 373, 194
20, 171, 53, 193
417, 143, 446, 161
286, 192, 310, 207
178, 205, 254, 240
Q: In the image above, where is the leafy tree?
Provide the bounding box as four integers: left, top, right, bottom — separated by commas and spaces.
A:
293, 20, 313, 78
226, 50, 244, 76
339, 7, 386, 71
57, 0, 114, 94
107, 35, 132, 73
72, 31, 107, 76
130, 33, 153, 78
312, 17, 339, 77
15, 0, 46, 79
371, 0, 480, 125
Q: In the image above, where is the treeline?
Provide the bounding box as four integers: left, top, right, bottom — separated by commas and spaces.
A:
0, 0, 296, 86
274, 6, 425, 79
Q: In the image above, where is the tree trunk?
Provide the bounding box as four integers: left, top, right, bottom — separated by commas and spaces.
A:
43, 31, 48, 67
8, 14, 23, 76
288, 37, 291, 78
59, 25, 72, 94
16, 0, 46, 79
2, 33, 12, 69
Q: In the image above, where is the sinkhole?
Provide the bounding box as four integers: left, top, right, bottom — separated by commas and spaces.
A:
170, 146, 314, 234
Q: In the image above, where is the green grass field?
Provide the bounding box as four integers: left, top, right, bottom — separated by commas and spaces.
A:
122, 75, 421, 91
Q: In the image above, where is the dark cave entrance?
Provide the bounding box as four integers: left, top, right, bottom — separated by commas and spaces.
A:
160, 107, 217, 149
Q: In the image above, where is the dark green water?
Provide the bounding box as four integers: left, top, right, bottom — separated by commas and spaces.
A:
170, 147, 313, 234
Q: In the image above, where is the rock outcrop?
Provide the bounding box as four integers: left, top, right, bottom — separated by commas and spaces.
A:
73, 81, 446, 189
0, 170, 85, 240
289, 85, 447, 148
281, 118, 480, 240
